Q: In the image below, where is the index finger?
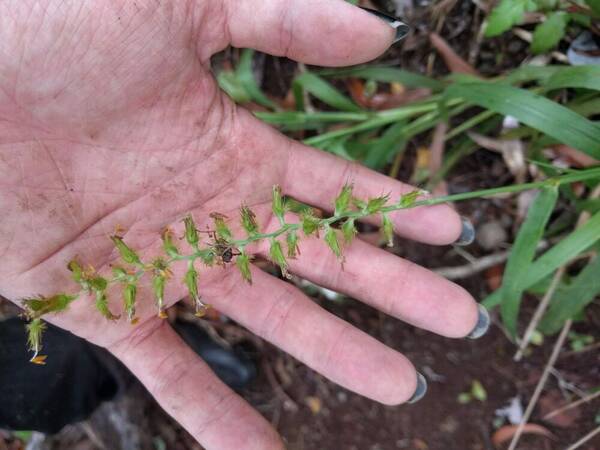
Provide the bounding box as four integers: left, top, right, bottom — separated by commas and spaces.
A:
224, 0, 403, 66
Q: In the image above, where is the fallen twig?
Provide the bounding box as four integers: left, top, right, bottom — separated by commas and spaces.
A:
262, 358, 299, 412
429, 122, 449, 197
565, 424, 600, 450
507, 320, 572, 450
433, 241, 549, 280
514, 266, 565, 362
542, 389, 600, 421
560, 341, 600, 358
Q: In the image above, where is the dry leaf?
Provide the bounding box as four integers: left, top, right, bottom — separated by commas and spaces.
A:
279, 90, 296, 110
539, 390, 581, 428
492, 424, 556, 448
429, 122, 449, 196
30, 355, 47, 365
551, 144, 600, 168
468, 132, 526, 183
412, 146, 431, 184
485, 265, 504, 291
429, 122, 447, 175
429, 33, 480, 76
347, 78, 431, 110
517, 190, 538, 223
274, 356, 293, 387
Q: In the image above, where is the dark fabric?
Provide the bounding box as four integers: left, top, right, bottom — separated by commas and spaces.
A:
175, 321, 256, 391
0, 318, 256, 434
0, 317, 118, 434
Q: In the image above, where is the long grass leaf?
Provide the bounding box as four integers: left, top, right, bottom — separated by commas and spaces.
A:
217, 71, 251, 103
539, 254, 600, 334
364, 122, 407, 169
254, 111, 369, 126
293, 72, 362, 112
502, 65, 562, 85
445, 83, 600, 159
236, 49, 278, 109
318, 66, 444, 90
543, 66, 600, 91
500, 185, 559, 338
483, 210, 600, 308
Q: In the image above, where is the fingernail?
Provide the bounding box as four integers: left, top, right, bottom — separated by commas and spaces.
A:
455, 216, 475, 246
407, 372, 428, 404
359, 7, 410, 43
467, 304, 490, 339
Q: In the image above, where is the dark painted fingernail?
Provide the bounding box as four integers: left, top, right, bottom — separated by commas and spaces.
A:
359, 7, 410, 43
455, 216, 475, 246
467, 304, 490, 339
407, 372, 428, 404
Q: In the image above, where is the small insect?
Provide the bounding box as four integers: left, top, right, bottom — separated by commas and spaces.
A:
208, 232, 241, 265
204, 213, 241, 265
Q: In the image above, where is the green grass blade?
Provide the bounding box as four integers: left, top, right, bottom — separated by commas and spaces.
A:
302, 102, 440, 146
445, 83, 600, 159
484, 0, 528, 37
217, 71, 251, 103
293, 72, 362, 112
568, 96, 600, 117
254, 111, 369, 127
543, 66, 600, 91
364, 121, 408, 169
236, 49, 278, 109
500, 185, 559, 338
483, 210, 600, 308
531, 12, 568, 55
539, 254, 600, 334
318, 66, 444, 91
502, 65, 562, 85
586, 0, 600, 16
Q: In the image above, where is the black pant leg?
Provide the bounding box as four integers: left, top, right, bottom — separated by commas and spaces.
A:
0, 318, 119, 434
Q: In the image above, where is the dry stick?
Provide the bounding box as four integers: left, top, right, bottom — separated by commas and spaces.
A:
542, 389, 600, 421
565, 424, 600, 450
560, 340, 600, 358
434, 241, 549, 280
514, 266, 565, 362
468, 6, 484, 66
81, 422, 108, 450
262, 358, 299, 412
507, 320, 572, 450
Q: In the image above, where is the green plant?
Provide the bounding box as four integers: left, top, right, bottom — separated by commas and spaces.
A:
567, 331, 595, 351
484, 0, 600, 54
457, 379, 488, 404
22, 167, 600, 363
219, 50, 600, 345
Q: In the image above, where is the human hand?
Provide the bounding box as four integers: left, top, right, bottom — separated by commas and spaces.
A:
0, 1, 487, 449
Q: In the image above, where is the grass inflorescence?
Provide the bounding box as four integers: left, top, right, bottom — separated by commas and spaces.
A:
21, 184, 425, 363
21, 166, 600, 363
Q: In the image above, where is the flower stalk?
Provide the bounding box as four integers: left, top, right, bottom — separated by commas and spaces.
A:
20, 167, 600, 361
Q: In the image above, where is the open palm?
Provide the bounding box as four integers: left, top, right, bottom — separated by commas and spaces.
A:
0, 1, 483, 449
